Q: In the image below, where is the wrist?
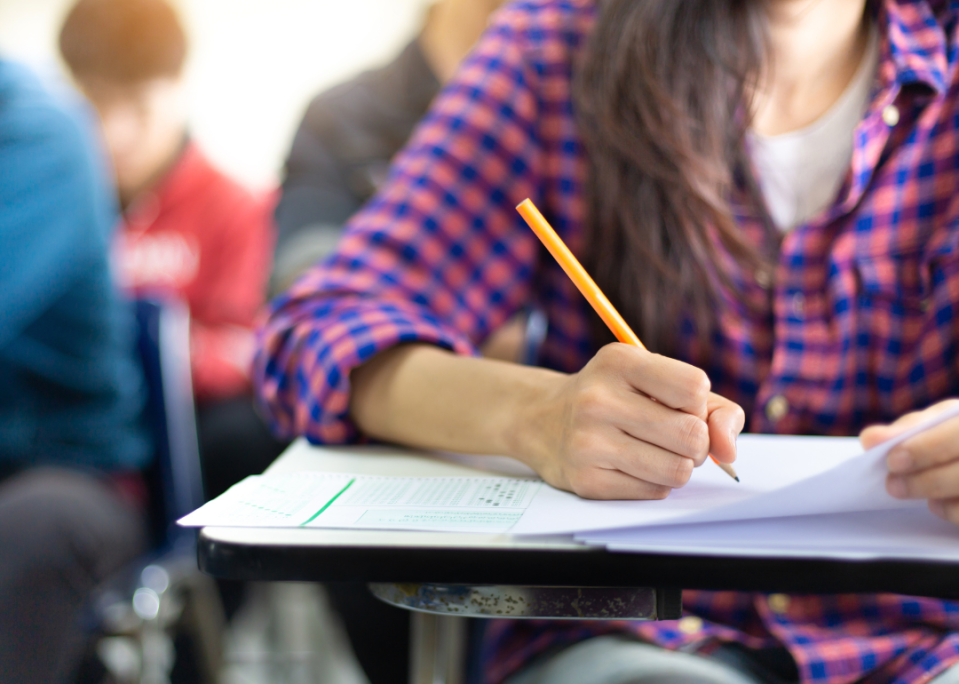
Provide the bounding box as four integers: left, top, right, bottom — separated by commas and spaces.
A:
498, 364, 566, 471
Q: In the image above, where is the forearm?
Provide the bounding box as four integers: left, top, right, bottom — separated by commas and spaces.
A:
350, 344, 563, 461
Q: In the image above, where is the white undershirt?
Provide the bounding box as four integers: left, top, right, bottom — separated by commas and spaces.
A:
748, 25, 879, 232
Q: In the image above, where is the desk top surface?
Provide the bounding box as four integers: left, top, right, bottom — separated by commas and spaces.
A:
198, 441, 959, 599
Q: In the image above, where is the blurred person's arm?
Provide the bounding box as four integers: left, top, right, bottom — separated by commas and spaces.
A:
0, 78, 113, 348
271, 43, 440, 296
0, 60, 150, 470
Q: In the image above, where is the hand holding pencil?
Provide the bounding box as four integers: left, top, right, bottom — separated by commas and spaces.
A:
516, 199, 743, 490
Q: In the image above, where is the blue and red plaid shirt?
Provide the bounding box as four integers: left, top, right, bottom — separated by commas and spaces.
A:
256, 0, 959, 682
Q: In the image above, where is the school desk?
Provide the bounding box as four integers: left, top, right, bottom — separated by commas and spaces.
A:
197, 440, 959, 684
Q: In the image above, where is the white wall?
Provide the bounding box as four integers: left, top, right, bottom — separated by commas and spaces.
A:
0, 0, 430, 189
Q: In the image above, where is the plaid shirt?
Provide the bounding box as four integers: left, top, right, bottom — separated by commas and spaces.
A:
256, 1, 959, 682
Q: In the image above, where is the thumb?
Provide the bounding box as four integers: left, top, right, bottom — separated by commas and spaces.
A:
706, 393, 745, 464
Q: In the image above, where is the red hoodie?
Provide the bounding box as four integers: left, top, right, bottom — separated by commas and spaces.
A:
115, 142, 275, 402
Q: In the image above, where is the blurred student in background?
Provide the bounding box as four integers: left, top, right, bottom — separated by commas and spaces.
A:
0, 58, 151, 682
273, 0, 508, 294
59, 0, 287, 502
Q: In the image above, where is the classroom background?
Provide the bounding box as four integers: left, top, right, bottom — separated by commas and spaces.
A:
0, 0, 442, 682
0, 0, 431, 188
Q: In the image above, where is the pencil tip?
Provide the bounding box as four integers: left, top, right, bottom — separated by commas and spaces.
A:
734, 477, 740, 483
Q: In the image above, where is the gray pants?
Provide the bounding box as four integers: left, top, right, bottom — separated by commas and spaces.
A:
0, 468, 146, 682
507, 634, 959, 684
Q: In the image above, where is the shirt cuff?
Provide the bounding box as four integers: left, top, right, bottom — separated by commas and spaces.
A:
255, 296, 478, 443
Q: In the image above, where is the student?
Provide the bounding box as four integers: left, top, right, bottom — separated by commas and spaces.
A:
273, 0, 509, 296
257, 0, 959, 683
0, 59, 151, 682
59, 0, 286, 501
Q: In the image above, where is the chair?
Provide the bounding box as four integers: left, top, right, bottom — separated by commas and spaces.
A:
91, 299, 225, 684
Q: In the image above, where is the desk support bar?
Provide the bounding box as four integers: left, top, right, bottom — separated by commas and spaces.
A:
410, 612, 466, 684
369, 584, 682, 620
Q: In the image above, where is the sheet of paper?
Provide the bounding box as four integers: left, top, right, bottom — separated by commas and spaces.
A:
511, 403, 959, 535
178, 473, 542, 533
577, 508, 959, 561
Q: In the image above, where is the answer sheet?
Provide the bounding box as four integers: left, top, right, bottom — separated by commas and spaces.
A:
178, 473, 542, 533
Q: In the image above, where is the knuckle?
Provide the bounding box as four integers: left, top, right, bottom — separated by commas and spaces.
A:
666, 457, 694, 487
691, 450, 710, 467
648, 484, 671, 500
596, 343, 626, 365
567, 430, 603, 460
576, 383, 610, 418
926, 477, 948, 499
689, 371, 712, 406
570, 471, 604, 500
946, 504, 959, 526
910, 472, 937, 498
678, 415, 710, 458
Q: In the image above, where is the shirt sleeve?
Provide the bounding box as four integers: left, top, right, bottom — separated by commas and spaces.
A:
254, 6, 544, 443
0, 88, 113, 347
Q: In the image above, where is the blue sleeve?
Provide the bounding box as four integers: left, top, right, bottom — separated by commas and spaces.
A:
0, 62, 151, 471
0, 68, 116, 347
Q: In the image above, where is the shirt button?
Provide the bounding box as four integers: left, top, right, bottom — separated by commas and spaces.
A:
765, 395, 789, 423
882, 104, 900, 127
791, 293, 805, 316
755, 269, 773, 289
768, 593, 791, 614
677, 615, 703, 634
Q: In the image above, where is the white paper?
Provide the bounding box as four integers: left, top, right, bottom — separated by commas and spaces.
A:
579, 508, 959, 561
511, 403, 959, 535
180, 403, 959, 546
178, 473, 542, 533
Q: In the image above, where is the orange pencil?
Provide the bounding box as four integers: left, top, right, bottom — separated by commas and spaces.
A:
516, 198, 739, 483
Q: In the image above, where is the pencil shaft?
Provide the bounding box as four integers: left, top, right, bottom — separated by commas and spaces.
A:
516, 199, 644, 349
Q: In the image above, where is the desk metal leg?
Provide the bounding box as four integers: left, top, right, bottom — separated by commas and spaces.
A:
410, 612, 466, 684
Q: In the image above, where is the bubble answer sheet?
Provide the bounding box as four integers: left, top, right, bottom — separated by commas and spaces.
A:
179, 403, 959, 547
178, 474, 543, 533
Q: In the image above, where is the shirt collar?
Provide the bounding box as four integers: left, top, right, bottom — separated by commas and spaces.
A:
880, 0, 953, 95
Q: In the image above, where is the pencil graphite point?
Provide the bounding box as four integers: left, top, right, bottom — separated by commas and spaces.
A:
713, 458, 740, 483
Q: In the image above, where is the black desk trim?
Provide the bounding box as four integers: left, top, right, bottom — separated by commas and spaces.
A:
199, 531, 959, 599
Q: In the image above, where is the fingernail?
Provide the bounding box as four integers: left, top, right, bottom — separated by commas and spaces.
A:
887, 477, 907, 498
887, 448, 912, 473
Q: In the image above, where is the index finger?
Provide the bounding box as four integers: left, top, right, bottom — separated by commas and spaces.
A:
607, 345, 711, 418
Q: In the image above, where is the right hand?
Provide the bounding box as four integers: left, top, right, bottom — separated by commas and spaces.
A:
519, 343, 745, 500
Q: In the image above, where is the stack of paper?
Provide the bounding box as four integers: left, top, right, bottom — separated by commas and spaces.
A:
180, 404, 959, 560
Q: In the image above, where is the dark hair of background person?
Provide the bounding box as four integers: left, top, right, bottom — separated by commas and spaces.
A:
574, 0, 779, 361
59, 0, 187, 82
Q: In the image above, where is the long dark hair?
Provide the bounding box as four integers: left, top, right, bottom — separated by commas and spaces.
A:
574, 0, 776, 359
